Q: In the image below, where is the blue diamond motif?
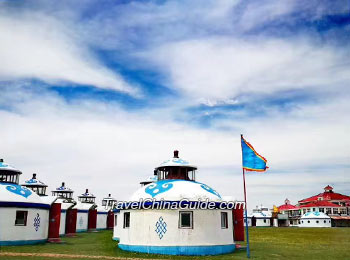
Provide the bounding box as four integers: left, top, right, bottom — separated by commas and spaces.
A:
33, 213, 40, 232
155, 217, 167, 239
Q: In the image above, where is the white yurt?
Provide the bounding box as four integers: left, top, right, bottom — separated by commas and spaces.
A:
74, 189, 97, 232
52, 182, 76, 236
299, 212, 331, 227
96, 194, 116, 230
249, 206, 272, 227
0, 159, 50, 245
115, 151, 236, 256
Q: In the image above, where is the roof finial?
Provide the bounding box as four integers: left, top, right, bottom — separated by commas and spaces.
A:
108, 194, 111, 197
32, 173, 37, 179
62, 182, 65, 187
86, 189, 89, 193
174, 150, 179, 158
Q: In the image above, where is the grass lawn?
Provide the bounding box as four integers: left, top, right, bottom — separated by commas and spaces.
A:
1, 228, 350, 260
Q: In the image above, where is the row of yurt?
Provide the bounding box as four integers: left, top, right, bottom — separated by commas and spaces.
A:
0, 159, 116, 245
114, 151, 244, 256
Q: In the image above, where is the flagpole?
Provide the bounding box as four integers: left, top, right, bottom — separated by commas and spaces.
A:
241, 134, 251, 258
242, 168, 251, 258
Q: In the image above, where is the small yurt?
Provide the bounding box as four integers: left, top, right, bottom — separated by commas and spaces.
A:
74, 189, 97, 232
52, 182, 76, 236
96, 194, 117, 230
299, 212, 331, 227
250, 206, 272, 227
23, 173, 61, 242
115, 151, 236, 256
0, 159, 50, 245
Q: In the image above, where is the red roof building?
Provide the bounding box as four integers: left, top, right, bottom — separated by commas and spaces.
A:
298, 185, 350, 216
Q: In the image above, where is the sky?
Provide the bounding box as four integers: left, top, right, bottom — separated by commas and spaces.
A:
0, 0, 349, 211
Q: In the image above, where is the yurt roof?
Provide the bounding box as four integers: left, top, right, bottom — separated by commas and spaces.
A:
301, 212, 331, 219
0, 182, 49, 206
22, 174, 47, 187
0, 160, 22, 174
155, 151, 197, 170
129, 179, 222, 202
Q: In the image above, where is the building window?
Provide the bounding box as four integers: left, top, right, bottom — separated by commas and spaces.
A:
179, 211, 193, 229
319, 208, 324, 213
326, 208, 332, 214
15, 211, 28, 226
307, 208, 311, 212
324, 220, 326, 223
301, 221, 303, 223
263, 219, 266, 223
290, 221, 293, 225
307, 220, 310, 223
221, 212, 228, 229
303, 209, 306, 214
312, 208, 316, 212
340, 208, 347, 215
123, 212, 130, 228
333, 208, 339, 214
114, 215, 117, 227
316, 220, 319, 224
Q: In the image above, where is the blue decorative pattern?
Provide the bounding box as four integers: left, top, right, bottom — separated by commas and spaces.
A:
0, 183, 32, 198
33, 213, 40, 232
145, 181, 174, 197
155, 217, 167, 239
200, 184, 221, 199
144, 180, 222, 199
305, 212, 320, 217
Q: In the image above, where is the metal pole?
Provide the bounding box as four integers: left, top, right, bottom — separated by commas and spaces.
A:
243, 168, 251, 258
241, 134, 250, 258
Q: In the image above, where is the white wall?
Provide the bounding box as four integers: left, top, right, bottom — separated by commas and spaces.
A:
96, 213, 107, 230
0, 207, 49, 243
59, 211, 66, 235
76, 211, 88, 232
117, 209, 234, 247
256, 218, 270, 227
299, 218, 331, 228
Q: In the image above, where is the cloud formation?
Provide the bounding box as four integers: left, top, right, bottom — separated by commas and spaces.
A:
0, 12, 138, 95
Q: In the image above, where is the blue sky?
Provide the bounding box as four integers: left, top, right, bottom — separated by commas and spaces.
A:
0, 0, 349, 210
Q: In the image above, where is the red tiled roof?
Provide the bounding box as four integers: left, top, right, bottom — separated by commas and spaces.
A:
299, 201, 341, 208
299, 192, 350, 203
278, 204, 299, 211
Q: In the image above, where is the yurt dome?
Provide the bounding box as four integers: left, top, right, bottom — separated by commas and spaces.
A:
0, 159, 22, 184
78, 189, 96, 204
22, 173, 48, 196
52, 182, 74, 200
301, 212, 330, 219
130, 179, 222, 202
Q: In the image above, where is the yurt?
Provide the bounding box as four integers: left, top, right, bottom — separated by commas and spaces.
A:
299, 212, 331, 227
0, 159, 50, 245
115, 151, 236, 256
52, 182, 76, 236
74, 189, 97, 232
23, 173, 61, 242
96, 194, 116, 230
250, 206, 272, 227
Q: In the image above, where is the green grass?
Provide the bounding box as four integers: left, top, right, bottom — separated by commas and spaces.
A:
1, 228, 350, 259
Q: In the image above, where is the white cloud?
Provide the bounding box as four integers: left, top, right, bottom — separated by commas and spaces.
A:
0, 87, 349, 211
144, 37, 349, 100
0, 13, 138, 95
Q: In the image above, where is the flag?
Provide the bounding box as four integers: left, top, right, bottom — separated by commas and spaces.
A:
241, 135, 268, 172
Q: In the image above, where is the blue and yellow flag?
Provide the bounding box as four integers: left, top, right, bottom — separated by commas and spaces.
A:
241, 135, 268, 172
